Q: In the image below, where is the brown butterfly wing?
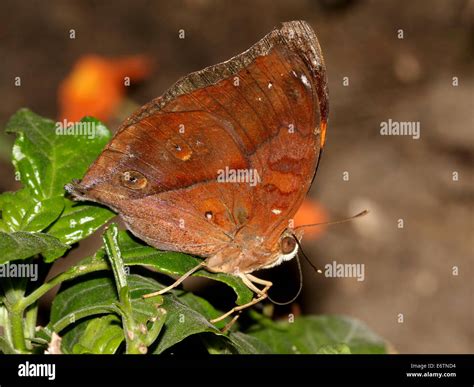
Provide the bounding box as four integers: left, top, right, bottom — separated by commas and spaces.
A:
67, 21, 328, 270
70, 108, 251, 255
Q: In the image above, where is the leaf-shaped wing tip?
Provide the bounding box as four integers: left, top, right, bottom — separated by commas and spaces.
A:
64, 179, 88, 201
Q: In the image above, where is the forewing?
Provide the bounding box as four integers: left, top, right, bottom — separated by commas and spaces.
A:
67, 21, 328, 257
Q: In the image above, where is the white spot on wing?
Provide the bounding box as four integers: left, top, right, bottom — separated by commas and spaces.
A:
301, 74, 311, 88
272, 209, 282, 215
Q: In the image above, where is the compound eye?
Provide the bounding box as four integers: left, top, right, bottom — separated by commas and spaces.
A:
281, 236, 297, 255
120, 170, 148, 190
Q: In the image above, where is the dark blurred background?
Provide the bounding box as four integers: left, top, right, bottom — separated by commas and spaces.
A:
0, 0, 472, 353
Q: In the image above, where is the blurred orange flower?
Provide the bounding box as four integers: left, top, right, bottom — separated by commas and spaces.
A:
294, 198, 327, 240
58, 55, 152, 122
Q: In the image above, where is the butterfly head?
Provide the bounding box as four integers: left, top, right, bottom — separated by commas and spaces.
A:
205, 227, 303, 274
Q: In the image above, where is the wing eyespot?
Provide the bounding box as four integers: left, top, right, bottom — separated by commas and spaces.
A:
120, 170, 148, 190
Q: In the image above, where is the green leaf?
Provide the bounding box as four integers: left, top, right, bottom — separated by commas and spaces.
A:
50, 275, 167, 353
58, 318, 86, 354
0, 231, 69, 264
247, 315, 388, 354
129, 298, 167, 348
177, 292, 223, 322
59, 272, 224, 354
41, 199, 114, 262
1, 110, 114, 259
0, 192, 113, 262
50, 276, 119, 331
0, 189, 35, 232
71, 315, 124, 354
101, 273, 223, 354
6, 109, 110, 199
46, 200, 115, 245
118, 231, 253, 306
19, 196, 64, 232
226, 332, 273, 354
152, 292, 222, 354
316, 343, 351, 354
202, 332, 273, 354
0, 189, 64, 233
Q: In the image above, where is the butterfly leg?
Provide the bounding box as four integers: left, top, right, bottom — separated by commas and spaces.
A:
210, 274, 273, 324
220, 313, 241, 333
246, 274, 273, 293
142, 261, 206, 299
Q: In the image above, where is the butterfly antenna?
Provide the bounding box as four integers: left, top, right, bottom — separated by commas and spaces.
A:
294, 209, 368, 231
292, 235, 323, 275
267, 254, 303, 306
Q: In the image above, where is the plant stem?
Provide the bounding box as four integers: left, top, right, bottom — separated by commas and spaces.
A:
103, 225, 144, 354
16, 258, 108, 312
0, 305, 13, 351
1, 276, 28, 352
7, 257, 108, 352
24, 303, 38, 350
0, 336, 14, 354
9, 308, 27, 352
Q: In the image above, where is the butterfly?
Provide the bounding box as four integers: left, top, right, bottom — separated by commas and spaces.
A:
67, 20, 329, 323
